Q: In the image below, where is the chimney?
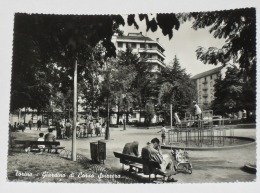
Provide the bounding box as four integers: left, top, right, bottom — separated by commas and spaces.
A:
156, 38, 159, 42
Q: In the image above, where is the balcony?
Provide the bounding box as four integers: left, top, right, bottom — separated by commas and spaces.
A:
202, 86, 208, 91
138, 47, 166, 58
146, 58, 166, 67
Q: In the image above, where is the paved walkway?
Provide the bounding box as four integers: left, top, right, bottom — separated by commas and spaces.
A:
14, 126, 256, 183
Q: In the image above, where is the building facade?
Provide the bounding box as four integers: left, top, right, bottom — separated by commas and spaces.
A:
112, 32, 166, 72
191, 66, 227, 110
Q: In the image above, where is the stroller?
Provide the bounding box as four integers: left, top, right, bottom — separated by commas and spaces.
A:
171, 148, 192, 174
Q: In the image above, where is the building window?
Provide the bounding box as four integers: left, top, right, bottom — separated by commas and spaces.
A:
210, 75, 212, 80
132, 113, 136, 118
118, 42, 123, 48
131, 43, 136, 48
140, 43, 145, 48
149, 44, 153, 48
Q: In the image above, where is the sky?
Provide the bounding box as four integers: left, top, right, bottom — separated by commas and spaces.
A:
120, 14, 227, 76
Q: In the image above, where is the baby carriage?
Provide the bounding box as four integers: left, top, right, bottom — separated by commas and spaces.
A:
171, 148, 192, 174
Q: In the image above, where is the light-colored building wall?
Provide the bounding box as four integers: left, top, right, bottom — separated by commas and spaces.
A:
112, 33, 166, 72
192, 66, 227, 110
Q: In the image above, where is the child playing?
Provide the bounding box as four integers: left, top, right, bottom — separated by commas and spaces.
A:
157, 124, 167, 145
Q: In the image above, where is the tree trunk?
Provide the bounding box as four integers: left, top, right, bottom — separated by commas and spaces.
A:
105, 96, 110, 140
116, 103, 120, 125
72, 59, 77, 161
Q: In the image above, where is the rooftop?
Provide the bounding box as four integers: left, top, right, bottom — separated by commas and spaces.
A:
191, 66, 223, 80
116, 32, 165, 51
117, 32, 153, 41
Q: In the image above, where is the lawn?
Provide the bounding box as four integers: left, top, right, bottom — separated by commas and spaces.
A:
7, 152, 123, 183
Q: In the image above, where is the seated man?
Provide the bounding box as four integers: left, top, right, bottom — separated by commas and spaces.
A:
141, 138, 177, 182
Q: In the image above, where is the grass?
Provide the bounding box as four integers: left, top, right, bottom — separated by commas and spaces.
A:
7, 152, 117, 183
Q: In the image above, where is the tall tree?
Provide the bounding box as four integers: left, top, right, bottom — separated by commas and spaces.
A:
211, 66, 243, 116
158, 56, 196, 122
11, 13, 125, 112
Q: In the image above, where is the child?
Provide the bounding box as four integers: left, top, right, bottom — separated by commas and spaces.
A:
157, 124, 166, 145
37, 133, 45, 154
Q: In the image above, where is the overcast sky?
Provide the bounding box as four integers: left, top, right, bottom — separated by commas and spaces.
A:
121, 14, 227, 76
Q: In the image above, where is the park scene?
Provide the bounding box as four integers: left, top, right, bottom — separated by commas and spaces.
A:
7, 8, 256, 184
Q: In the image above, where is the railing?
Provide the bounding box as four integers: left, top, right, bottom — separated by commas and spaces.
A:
138, 47, 166, 58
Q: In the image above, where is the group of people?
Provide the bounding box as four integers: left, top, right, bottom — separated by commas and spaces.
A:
55, 119, 106, 139
122, 138, 178, 182
9, 119, 42, 133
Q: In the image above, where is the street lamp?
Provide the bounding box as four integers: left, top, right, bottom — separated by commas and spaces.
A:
122, 94, 127, 130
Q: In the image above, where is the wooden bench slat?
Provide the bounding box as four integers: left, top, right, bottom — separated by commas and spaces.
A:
14, 140, 60, 146
129, 163, 143, 169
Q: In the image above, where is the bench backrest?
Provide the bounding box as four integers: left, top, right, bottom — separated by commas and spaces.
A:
113, 152, 160, 168
14, 140, 60, 146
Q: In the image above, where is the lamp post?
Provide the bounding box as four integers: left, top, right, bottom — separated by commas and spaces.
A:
170, 104, 173, 129
72, 60, 77, 161
122, 94, 126, 130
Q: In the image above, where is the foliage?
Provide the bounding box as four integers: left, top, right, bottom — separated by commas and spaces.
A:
10, 13, 125, 112
157, 56, 196, 121
211, 66, 243, 116
190, 8, 256, 79
144, 101, 155, 126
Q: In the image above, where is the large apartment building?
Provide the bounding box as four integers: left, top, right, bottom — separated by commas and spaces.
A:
112, 32, 166, 72
191, 66, 227, 110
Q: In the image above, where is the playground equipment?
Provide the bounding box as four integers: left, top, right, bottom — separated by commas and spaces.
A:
167, 116, 235, 147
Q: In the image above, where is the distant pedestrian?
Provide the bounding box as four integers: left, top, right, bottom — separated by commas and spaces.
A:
65, 120, 72, 139
88, 120, 94, 135
95, 121, 101, 136
37, 119, 42, 131
157, 124, 167, 145
13, 122, 18, 132
56, 120, 62, 139
28, 119, 33, 130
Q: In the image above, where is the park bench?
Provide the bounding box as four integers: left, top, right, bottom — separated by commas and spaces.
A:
13, 140, 64, 153
113, 152, 176, 182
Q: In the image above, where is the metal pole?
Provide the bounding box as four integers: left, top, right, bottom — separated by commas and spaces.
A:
72, 60, 77, 161
18, 108, 21, 124
170, 104, 172, 129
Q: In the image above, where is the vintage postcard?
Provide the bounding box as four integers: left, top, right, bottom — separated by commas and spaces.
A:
0, 0, 259, 193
